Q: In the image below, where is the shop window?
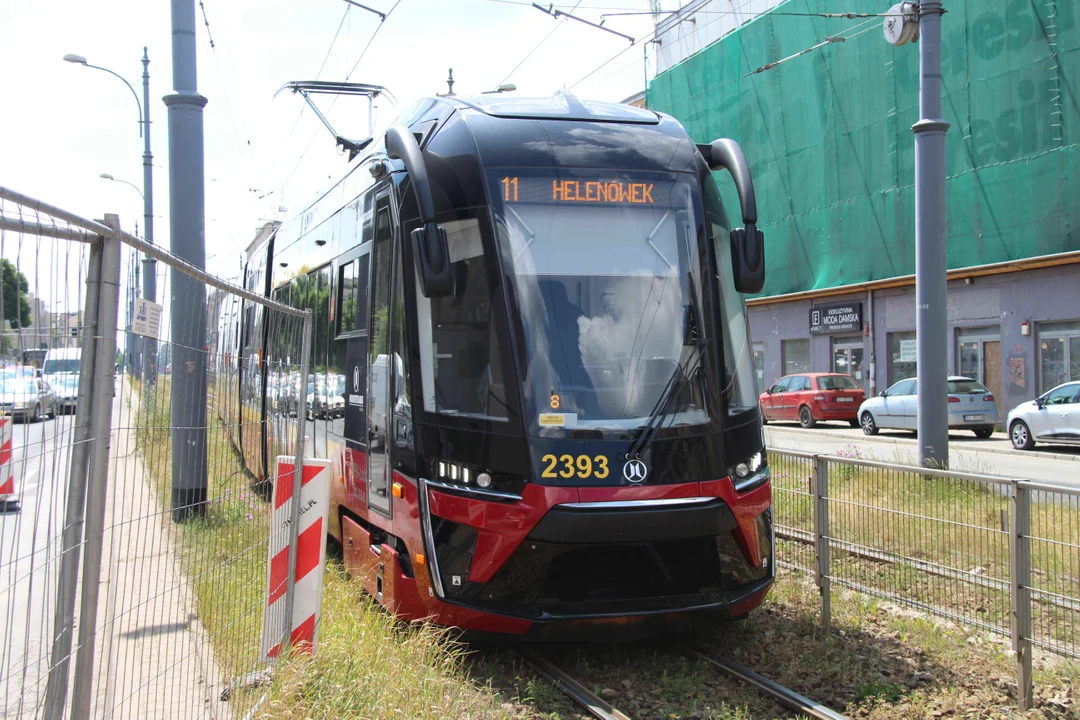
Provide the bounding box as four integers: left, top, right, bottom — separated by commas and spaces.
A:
887, 331, 917, 384
1038, 321, 1080, 394
781, 338, 810, 376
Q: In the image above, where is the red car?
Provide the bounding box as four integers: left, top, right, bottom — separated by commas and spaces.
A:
760, 372, 866, 428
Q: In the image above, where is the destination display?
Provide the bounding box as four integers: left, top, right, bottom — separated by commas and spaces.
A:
499, 175, 657, 205
809, 301, 863, 334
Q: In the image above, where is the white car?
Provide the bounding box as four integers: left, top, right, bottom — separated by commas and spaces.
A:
1006, 381, 1080, 450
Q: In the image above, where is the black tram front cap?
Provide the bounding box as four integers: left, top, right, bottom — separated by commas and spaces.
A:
402, 90, 704, 176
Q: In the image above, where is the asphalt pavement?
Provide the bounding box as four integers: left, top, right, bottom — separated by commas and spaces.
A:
0, 407, 78, 717
764, 420, 1080, 488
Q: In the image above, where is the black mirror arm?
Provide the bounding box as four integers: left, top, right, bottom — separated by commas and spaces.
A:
697, 139, 757, 227
385, 126, 452, 296
386, 126, 435, 224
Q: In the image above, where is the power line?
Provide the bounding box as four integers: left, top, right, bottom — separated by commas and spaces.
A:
198, 0, 216, 49
253, 5, 355, 210
499, 1, 584, 85
277, 0, 403, 195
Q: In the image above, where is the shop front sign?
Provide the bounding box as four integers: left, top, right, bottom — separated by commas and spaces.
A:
810, 301, 863, 334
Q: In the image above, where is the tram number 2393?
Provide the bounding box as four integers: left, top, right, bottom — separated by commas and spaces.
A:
541, 454, 610, 479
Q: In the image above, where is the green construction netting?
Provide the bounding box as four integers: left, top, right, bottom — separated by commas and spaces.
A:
647, 0, 1080, 297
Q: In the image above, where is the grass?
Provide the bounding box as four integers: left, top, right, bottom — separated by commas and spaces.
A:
130, 377, 521, 719
769, 449, 1080, 655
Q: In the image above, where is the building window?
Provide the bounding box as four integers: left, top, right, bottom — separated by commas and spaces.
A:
752, 342, 765, 393
887, 331, 917, 384
1038, 321, 1080, 394
781, 338, 810, 376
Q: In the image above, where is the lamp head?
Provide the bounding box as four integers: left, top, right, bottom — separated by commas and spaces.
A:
63, 54, 88, 65
100, 173, 114, 180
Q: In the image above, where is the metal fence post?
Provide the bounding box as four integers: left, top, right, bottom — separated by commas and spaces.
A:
813, 455, 831, 633
43, 232, 104, 719
1010, 482, 1033, 710
70, 215, 123, 720
281, 309, 314, 656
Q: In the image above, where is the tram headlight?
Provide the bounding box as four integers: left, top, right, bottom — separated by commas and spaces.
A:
477, 472, 492, 489
729, 451, 768, 493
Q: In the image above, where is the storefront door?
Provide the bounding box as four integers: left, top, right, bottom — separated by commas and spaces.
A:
832, 338, 865, 386
958, 328, 1002, 422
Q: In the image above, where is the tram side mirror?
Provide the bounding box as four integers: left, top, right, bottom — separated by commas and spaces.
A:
699, 138, 766, 294
411, 223, 453, 298
731, 225, 765, 294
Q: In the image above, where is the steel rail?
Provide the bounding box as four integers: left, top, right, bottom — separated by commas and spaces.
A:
514, 648, 633, 720
679, 642, 848, 720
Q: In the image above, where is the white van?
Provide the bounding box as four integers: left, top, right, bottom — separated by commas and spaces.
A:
43, 348, 81, 381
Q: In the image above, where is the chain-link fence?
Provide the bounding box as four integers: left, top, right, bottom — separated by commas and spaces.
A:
0, 186, 313, 719
770, 448, 1080, 711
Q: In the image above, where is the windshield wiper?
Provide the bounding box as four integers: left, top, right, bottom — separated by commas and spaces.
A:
624, 344, 705, 461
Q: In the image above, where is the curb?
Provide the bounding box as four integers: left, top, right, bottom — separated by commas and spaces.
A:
763, 424, 1080, 464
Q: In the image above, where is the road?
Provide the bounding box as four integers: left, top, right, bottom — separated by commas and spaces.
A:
764, 420, 1080, 488
0, 407, 77, 717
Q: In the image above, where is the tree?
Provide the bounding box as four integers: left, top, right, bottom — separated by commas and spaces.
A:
1, 259, 31, 328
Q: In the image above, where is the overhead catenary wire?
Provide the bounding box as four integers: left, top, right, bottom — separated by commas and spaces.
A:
498, 0, 585, 85
276, 0, 403, 196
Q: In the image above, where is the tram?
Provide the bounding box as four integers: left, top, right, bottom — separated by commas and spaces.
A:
213, 90, 773, 636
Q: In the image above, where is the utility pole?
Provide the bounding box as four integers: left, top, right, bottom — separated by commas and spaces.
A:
885, 2, 948, 467
165, 0, 209, 520
142, 47, 158, 387
912, 1, 949, 468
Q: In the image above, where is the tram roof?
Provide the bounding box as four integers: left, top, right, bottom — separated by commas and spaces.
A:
446, 90, 660, 125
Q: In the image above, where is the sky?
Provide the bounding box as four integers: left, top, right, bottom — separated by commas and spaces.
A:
0, 0, 662, 287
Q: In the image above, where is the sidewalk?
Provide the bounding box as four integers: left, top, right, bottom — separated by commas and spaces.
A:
765, 422, 1080, 463
92, 380, 232, 719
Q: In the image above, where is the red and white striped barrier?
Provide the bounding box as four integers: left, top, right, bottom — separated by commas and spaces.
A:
261, 455, 331, 660
0, 414, 18, 513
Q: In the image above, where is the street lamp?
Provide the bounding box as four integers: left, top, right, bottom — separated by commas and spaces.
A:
100, 173, 144, 200
482, 83, 517, 94
65, 49, 158, 386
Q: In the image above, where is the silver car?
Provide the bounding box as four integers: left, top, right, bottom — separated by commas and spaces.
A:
1007, 381, 1080, 450
858, 376, 999, 438
0, 377, 57, 422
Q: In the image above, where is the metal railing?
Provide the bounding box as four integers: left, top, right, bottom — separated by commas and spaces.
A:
0, 185, 313, 719
770, 448, 1080, 711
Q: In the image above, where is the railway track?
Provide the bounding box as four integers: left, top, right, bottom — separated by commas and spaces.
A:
513, 644, 848, 720
678, 642, 848, 720
513, 647, 632, 720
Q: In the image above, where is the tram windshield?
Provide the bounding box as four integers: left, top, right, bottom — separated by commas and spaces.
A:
491, 169, 726, 434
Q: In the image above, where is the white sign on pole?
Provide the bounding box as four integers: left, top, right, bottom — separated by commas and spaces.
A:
131, 299, 163, 339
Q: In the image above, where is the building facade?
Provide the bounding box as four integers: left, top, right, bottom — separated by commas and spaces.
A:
646, 0, 1080, 420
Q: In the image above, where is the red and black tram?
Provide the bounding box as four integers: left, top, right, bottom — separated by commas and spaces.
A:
212, 90, 772, 636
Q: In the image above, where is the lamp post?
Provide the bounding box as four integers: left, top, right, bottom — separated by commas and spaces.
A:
65, 50, 158, 386
100, 173, 143, 375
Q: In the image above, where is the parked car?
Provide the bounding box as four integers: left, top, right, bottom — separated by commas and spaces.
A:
1006, 381, 1080, 450
0, 377, 57, 422
759, 372, 865, 428
858, 375, 998, 437
52, 373, 79, 414
307, 374, 345, 420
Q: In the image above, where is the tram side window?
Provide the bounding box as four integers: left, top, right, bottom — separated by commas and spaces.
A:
338, 256, 369, 335
414, 217, 509, 421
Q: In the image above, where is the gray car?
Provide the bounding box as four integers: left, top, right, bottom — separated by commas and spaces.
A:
0, 377, 57, 422
858, 376, 999, 438
1006, 381, 1080, 450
